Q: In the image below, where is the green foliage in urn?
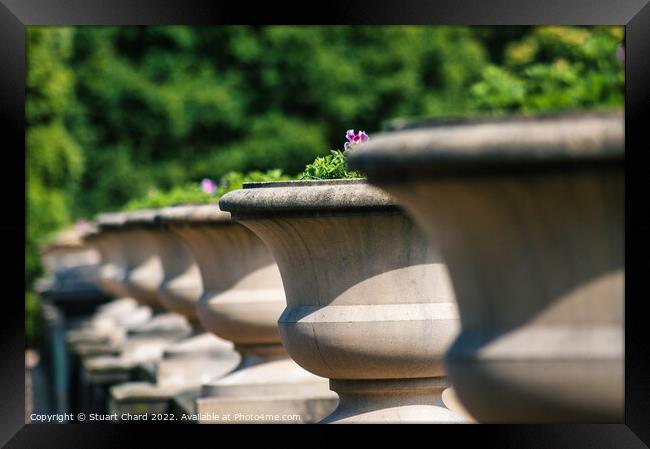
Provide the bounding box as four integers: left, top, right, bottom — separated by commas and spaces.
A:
301, 130, 367, 180
122, 169, 291, 210
301, 150, 363, 180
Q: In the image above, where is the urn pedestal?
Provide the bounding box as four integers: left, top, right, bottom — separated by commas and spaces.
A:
40, 227, 102, 288
87, 215, 134, 301
220, 179, 465, 423
61, 221, 147, 413
38, 226, 109, 415
348, 111, 624, 422
168, 205, 335, 423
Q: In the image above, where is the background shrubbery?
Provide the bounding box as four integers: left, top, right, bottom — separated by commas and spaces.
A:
26, 26, 624, 344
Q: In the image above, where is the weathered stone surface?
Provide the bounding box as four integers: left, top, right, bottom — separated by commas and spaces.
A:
220, 179, 464, 423
220, 179, 397, 215
347, 111, 624, 423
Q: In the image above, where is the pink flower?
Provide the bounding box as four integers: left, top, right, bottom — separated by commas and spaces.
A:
201, 178, 217, 195
616, 45, 625, 62
344, 129, 369, 151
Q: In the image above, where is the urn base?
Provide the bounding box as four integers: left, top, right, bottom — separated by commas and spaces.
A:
322, 378, 467, 423
197, 348, 336, 422
106, 332, 241, 416
196, 392, 338, 424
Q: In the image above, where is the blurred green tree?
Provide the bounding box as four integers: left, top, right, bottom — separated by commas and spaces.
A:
26, 27, 83, 344
471, 26, 624, 112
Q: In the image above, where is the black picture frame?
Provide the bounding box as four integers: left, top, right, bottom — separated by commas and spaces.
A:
3, 1, 649, 447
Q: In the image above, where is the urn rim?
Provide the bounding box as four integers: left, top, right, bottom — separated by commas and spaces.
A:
123, 209, 162, 228
347, 110, 624, 179
159, 203, 230, 225
96, 211, 128, 230
219, 178, 402, 217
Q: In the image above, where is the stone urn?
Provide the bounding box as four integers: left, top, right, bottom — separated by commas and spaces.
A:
347, 111, 624, 422
156, 206, 204, 321
90, 213, 134, 300
154, 205, 239, 360
38, 225, 109, 327
167, 204, 335, 423
219, 179, 464, 423
69, 219, 149, 346
78, 218, 152, 344
121, 210, 167, 310
41, 227, 101, 275
99, 210, 191, 341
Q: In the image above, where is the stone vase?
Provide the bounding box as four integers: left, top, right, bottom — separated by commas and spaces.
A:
168, 204, 335, 423
121, 210, 166, 310
78, 217, 151, 345
41, 227, 101, 275
156, 206, 204, 320
347, 111, 624, 422
219, 179, 464, 423
155, 205, 240, 361
89, 213, 133, 300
